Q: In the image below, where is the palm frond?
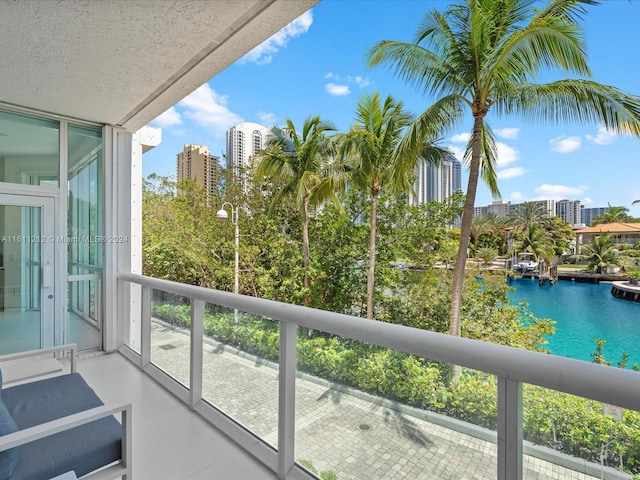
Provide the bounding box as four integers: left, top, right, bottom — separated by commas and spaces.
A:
499, 80, 640, 136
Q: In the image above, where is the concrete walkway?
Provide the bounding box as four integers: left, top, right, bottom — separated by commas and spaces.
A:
149, 322, 609, 480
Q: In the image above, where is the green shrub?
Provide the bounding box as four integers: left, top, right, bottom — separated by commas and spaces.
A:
150, 301, 640, 474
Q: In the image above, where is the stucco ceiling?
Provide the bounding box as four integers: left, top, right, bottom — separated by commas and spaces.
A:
0, 0, 318, 131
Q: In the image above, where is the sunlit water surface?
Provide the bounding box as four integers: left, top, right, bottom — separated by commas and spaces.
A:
507, 278, 640, 366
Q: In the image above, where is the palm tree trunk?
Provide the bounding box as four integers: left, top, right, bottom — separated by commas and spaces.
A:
449, 115, 484, 337
367, 190, 378, 319
302, 194, 310, 290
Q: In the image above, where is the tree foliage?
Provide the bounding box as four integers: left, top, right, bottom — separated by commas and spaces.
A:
368, 0, 640, 341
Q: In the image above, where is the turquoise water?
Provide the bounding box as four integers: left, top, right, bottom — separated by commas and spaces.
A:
508, 278, 640, 365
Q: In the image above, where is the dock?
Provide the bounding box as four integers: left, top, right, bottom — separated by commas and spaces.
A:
611, 281, 640, 303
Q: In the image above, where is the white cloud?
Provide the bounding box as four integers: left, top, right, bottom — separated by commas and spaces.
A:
583, 197, 593, 205
510, 192, 527, 202
178, 84, 243, 136
323, 73, 370, 93
354, 76, 370, 88
449, 145, 466, 162
496, 142, 519, 167
550, 135, 582, 153
257, 111, 276, 126
497, 167, 526, 179
451, 133, 470, 143
534, 184, 588, 199
151, 107, 182, 128
325, 83, 350, 96
240, 11, 313, 65
586, 126, 616, 145
495, 127, 520, 140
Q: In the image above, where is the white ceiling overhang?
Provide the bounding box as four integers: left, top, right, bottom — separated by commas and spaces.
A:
0, 0, 318, 131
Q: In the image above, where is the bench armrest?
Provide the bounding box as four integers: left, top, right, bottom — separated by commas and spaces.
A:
0, 402, 131, 452
0, 344, 78, 374
0, 402, 132, 480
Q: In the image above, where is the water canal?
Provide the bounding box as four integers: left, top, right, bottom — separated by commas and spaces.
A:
508, 278, 640, 366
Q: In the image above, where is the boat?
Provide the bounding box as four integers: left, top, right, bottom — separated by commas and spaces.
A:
512, 252, 539, 272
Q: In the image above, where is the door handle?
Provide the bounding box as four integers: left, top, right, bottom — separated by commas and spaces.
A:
42, 265, 52, 289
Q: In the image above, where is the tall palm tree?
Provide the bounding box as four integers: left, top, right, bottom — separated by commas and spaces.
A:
509, 202, 550, 241
335, 92, 454, 319
369, 0, 640, 337
255, 116, 337, 290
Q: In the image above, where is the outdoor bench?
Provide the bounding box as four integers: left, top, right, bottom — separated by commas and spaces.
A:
0, 345, 131, 480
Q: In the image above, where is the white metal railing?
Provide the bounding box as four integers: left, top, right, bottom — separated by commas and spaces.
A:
117, 272, 640, 480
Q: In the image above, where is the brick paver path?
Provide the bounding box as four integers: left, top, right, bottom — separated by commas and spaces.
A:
149, 323, 604, 480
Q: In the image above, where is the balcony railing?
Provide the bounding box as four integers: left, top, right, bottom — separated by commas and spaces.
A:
117, 272, 640, 480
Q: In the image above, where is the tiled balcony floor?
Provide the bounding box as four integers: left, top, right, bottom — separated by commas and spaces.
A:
77, 353, 275, 480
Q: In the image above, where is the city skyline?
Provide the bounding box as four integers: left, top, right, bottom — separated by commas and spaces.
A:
144, 0, 640, 216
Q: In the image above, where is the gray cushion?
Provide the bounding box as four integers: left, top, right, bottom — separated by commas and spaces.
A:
0, 397, 20, 480
3, 373, 122, 480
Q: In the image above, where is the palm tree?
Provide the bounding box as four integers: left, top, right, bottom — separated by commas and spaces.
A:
633, 200, 640, 206
579, 233, 622, 273
255, 116, 337, 290
369, 0, 640, 338
470, 212, 508, 256
519, 224, 556, 271
509, 202, 549, 232
592, 203, 632, 225
335, 92, 454, 319
476, 246, 498, 269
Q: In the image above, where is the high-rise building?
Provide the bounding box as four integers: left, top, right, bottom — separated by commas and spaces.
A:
176, 144, 221, 195
451, 158, 462, 193
411, 157, 462, 205
582, 206, 610, 226
225, 122, 272, 189
556, 199, 582, 225
474, 201, 512, 218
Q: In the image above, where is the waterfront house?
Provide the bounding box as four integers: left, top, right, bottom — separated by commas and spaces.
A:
576, 222, 640, 251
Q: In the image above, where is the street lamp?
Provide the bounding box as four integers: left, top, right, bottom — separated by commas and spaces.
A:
216, 202, 239, 296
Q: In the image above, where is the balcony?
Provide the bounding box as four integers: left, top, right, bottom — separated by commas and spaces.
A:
109, 272, 640, 480
77, 352, 274, 479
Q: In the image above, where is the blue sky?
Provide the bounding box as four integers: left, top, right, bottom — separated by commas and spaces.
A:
144, 0, 640, 216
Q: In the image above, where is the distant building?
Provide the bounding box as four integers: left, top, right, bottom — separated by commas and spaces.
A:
411, 157, 462, 227
176, 144, 220, 195
225, 122, 272, 189
576, 222, 640, 252
582, 206, 609, 226
411, 157, 462, 204
474, 201, 513, 218
528, 199, 556, 218
556, 199, 582, 225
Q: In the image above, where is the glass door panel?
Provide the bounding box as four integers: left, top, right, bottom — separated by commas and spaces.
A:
0, 196, 54, 355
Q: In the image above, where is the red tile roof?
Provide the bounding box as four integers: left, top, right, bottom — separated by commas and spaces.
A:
577, 222, 640, 234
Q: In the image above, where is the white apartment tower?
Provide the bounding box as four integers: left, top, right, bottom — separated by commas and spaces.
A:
226, 122, 272, 184
556, 199, 582, 225
176, 144, 220, 195
412, 157, 462, 205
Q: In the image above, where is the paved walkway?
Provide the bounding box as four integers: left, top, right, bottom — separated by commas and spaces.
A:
149, 323, 606, 480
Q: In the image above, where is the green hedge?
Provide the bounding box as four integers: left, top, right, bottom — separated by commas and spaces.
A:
151, 301, 640, 474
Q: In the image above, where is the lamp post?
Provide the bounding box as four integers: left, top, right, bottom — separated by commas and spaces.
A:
216, 202, 239, 298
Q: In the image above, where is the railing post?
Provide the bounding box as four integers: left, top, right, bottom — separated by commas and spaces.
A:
190, 299, 204, 410
497, 376, 523, 480
278, 321, 297, 479
140, 286, 151, 368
